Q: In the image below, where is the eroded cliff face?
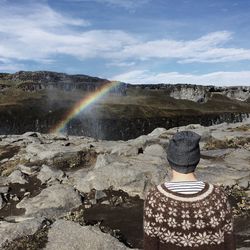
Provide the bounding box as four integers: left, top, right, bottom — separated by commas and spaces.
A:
0, 108, 248, 140
164, 84, 250, 103
0, 71, 250, 140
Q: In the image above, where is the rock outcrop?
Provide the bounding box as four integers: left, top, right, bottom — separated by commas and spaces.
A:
45, 220, 132, 250
0, 71, 127, 94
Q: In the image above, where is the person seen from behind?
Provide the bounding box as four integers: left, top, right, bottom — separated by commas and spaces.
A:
143, 131, 236, 250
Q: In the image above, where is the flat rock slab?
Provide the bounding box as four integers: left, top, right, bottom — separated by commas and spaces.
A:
37, 165, 65, 185
224, 149, 250, 171
201, 148, 235, 159
196, 164, 248, 186
45, 220, 132, 250
16, 184, 82, 218
8, 170, 28, 184
75, 153, 167, 198
0, 217, 44, 247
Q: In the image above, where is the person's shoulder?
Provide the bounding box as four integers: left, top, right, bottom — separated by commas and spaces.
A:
145, 185, 158, 196
208, 183, 229, 202
144, 185, 162, 201
212, 183, 227, 194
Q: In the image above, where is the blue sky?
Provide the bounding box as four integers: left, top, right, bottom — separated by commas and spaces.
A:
0, 0, 250, 85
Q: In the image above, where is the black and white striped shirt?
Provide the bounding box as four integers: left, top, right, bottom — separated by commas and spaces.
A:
164, 181, 205, 194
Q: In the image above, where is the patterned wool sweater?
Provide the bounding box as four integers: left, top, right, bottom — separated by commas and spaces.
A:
143, 182, 236, 250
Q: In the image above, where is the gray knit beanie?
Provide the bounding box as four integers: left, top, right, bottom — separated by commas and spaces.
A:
167, 131, 201, 174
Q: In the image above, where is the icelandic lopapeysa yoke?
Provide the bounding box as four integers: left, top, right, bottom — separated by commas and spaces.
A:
143, 182, 235, 250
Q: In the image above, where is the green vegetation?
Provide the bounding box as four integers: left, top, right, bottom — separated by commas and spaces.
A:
0, 80, 250, 121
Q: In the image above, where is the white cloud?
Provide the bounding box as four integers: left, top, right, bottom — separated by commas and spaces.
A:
71, 0, 149, 9
107, 61, 136, 67
112, 70, 250, 86
118, 31, 250, 63
0, 3, 136, 64
0, 63, 25, 72
1, 2, 250, 72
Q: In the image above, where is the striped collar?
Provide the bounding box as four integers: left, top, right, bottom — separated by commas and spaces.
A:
157, 182, 214, 202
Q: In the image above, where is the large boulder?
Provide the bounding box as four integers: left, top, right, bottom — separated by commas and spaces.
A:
37, 165, 66, 185
16, 184, 82, 218
74, 152, 167, 198
144, 144, 166, 158
224, 149, 250, 171
45, 220, 132, 250
0, 194, 6, 209
8, 170, 28, 184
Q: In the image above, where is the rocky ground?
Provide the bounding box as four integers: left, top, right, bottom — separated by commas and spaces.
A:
0, 120, 250, 249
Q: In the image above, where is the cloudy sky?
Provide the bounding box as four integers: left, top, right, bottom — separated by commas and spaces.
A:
1, 0, 250, 85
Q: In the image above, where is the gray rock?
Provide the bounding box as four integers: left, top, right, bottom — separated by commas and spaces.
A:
75, 153, 167, 198
224, 149, 250, 171
0, 158, 9, 164
0, 186, 9, 194
170, 86, 207, 102
111, 144, 139, 156
16, 184, 82, 218
196, 163, 246, 186
0, 194, 6, 209
22, 132, 42, 138
94, 154, 116, 169
144, 144, 166, 158
51, 134, 69, 141
24, 192, 31, 197
12, 195, 20, 201
95, 190, 107, 200
17, 164, 39, 175
25, 143, 62, 162
89, 199, 97, 205
8, 170, 28, 184
200, 130, 212, 142
147, 127, 168, 137
0, 217, 44, 247
201, 149, 235, 159
237, 176, 250, 189
101, 200, 110, 205
45, 220, 132, 250
37, 165, 65, 185
0, 177, 9, 186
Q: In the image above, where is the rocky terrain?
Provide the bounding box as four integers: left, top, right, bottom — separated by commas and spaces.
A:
0, 71, 250, 140
0, 119, 250, 249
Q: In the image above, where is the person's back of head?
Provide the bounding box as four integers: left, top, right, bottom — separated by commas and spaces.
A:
167, 130, 201, 174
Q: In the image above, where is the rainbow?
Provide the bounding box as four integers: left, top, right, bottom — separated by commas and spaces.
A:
50, 80, 120, 134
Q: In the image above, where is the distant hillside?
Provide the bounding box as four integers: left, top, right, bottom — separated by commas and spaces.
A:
0, 71, 250, 139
